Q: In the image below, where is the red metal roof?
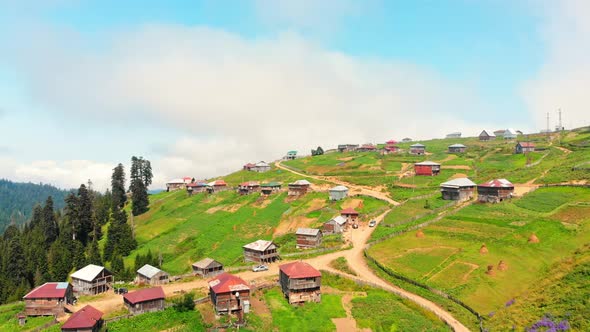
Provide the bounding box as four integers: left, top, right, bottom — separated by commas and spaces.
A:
279, 261, 321, 279
213, 180, 227, 186
518, 142, 535, 148
23, 282, 70, 299
209, 273, 250, 294
478, 179, 514, 188
123, 287, 165, 305
341, 208, 359, 215
61, 305, 103, 329
240, 181, 260, 187
385, 140, 397, 145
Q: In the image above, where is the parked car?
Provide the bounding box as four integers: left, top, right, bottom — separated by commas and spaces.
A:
114, 287, 128, 295
369, 220, 377, 227
352, 223, 359, 229
252, 265, 269, 272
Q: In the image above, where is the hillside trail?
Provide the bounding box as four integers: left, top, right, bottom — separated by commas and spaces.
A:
275, 161, 399, 206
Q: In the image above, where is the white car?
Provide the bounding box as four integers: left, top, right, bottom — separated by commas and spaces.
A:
369, 220, 377, 227
252, 265, 269, 272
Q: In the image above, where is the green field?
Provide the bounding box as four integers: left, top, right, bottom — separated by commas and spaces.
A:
106, 307, 206, 331
0, 302, 56, 331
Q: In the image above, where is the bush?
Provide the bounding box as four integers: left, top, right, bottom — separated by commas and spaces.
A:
173, 292, 195, 312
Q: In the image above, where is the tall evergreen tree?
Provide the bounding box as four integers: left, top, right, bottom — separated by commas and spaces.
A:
42, 196, 59, 246
76, 184, 93, 246
64, 193, 79, 241
129, 156, 152, 216
104, 207, 136, 261
87, 239, 102, 266
111, 164, 127, 209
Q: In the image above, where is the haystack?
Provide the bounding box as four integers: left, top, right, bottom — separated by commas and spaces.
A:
497, 260, 508, 271
416, 229, 425, 238
479, 244, 488, 255
528, 233, 540, 243
485, 265, 495, 276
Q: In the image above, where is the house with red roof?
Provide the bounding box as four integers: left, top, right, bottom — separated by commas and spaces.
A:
477, 179, 514, 203
382, 140, 400, 154
23, 282, 74, 317
414, 161, 441, 176
123, 287, 166, 315
238, 181, 261, 195
209, 273, 251, 314
279, 262, 321, 304
515, 142, 535, 154
206, 179, 229, 193
340, 208, 359, 224
186, 180, 207, 195
61, 305, 103, 332
357, 143, 377, 152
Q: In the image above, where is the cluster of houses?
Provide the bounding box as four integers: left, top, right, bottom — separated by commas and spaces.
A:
438, 177, 514, 203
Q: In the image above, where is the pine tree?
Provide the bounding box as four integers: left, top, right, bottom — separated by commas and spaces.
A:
87, 239, 102, 266
76, 184, 94, 246
104, 207, 136, 261
111, 163, 127, 209
64, 193, 79, 241
110, 251, 124, 276
129, 156, 152, 216
47, 240, 72, 281
42, 196, 59, 246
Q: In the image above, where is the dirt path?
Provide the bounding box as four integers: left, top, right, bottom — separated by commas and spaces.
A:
332, 293, 371, 332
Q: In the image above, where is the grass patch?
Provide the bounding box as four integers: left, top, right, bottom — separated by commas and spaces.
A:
0, 302, 56, 331
328, 257, 357, 276
106, 307, 206, 332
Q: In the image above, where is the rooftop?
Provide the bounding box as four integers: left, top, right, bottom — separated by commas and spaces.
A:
329, 185, 348, 191
440, 178, 477, 188
209, 273, 250, 294
137, 264, 164, 279
192, 258, 222, 269
243, 239, 275, 251
478, 178, 514, 188
414, 161, 441, 166
61, 305, 103, 330
341, 208, 359, 215
296, 228, 321, 236
290, 179, 311, 186
71, 264, 109, 282
23, 282, 70, 299
328, 215, 347, 225
123, 287, 165, 305
410, 143, 425, 148
279, 261, 321, 279
448, 144, 467, 148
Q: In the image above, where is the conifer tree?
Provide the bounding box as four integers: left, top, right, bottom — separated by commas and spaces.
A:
130, 156, 152, 216
76, 184, 93, 246
42, 196, 59, 246
87, 239, 102, 266
111, 163, 127, 209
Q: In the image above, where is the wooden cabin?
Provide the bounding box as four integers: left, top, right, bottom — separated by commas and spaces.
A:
261, 182, 282, 195
329, 185, 348, 201
124, 287, 165, 315
357, 143, 377, 152
504, 128, 518, 140
341, 208, 359, 224
296, 228, 323, 249
440, 178, 476, 201
135, 264, 169, 286
414, 161, 441, 176
186, 181, 207, 195
251, 161, 271, 173
382, 140, 400, 154
209, 273, 251, 315
70, 265, 113, 295
166, 178, 188, 192
515, 142, 535, 154
238, 181, 261, 195
192, 258, 224, 278
288, 180, 311, 196
61, 305, 103, 332
284, 151, 298, 160
323, 216, 347, 234
409, 143, 426, 155
23, 282, 74, 317
243, 240, 279, 263
448, 144, 467, 153
337, 144, 359, 153
206, 180, 229, 193
279, 262, 321, 305
477, 179, 514, 203
479, 130, 495, 141
243, 163, 255, 171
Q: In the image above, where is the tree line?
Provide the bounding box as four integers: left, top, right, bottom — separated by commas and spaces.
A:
0, 156, 153, 304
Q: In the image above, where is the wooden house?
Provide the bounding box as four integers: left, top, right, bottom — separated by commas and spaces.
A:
123, 287, 165, 315
493, 129, 506, 137
296, 228, 323, 249
341, 208, 359, 224
414, 161, 441, 176
251, 161, 271, 173
440, 178, 476, 201
261, 182, 281, 195
448, 144, 467, 153
288, 180, 311, 196
337, 144, 359, 153
238, 181, 261, 195
23, 282, 74, 317
206, 180, 229, 193
70, 265, 113, 295
209, 273, 251, 315
409, 143, 426, 155
503, 128, 518, 140
61, 305, 103, 332
243, 240, 279, 263
446, 132, 462, 138
479, 130, 495, 141
186, 181, 207, 195
135, 264, 169, 286
279, 262, 321, 305
477, 179, 514, 203
329, 185, 348, 201
515, 142, 535, 154
323, 216, 347, 234
383, 140, 400, 154
166, 178, 189, 192
284, 151, 298, 160
357, 143, 377, 152
192, 258, 224, 277
243, 163, 255, 171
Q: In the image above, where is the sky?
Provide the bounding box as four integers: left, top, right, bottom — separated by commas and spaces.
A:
0, 0, 589, 191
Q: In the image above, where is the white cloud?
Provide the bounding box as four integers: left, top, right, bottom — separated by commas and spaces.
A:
522, 0, 590, 130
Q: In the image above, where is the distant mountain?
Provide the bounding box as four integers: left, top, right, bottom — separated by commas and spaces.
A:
0, 179, 70, 233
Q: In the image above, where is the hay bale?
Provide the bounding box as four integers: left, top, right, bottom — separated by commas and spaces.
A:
416, 229, 425, 238
497, 260, 508, 271
485, 265, 495, 276
479, 244, 488, 255
528, 233, 540, 243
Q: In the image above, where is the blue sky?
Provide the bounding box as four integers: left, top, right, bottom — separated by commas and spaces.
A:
0, 0, 587, 190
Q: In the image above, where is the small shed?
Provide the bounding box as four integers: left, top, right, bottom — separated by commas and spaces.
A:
329, 185, 348, 201
186, 181, 207, 195
251, 161, 271, 173
209, 273, 250, 315
337, 144, 359, 153
285, 151, 298, 160
288, 180, 311, 196
383, 140, 400, 154
206, 180, 229, 193
515, 142, 535, 154
296, 228, 323, 249
409, 143, 426, 155
357, 143, 377, 152
446, 132, 462, 138
261, 182, 282, 195
135, 264, 169, 286
341, 208, 359, 224
414, 161, 441, 176
238, 181, 261, 195
440, 178, 476, 201
479, 130, 495, 141
477, 179, 514, 203
70, 264, 113, 295
61, 305, 103, 332
192, 258, 224, 278
243, 240, 279, 263
323, 215, 347, 234
23, 282, 74, 317
123, 287, 165, 315
448, 144, 467, 153
504, 128, 518, 140
279, 262, 321, 305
